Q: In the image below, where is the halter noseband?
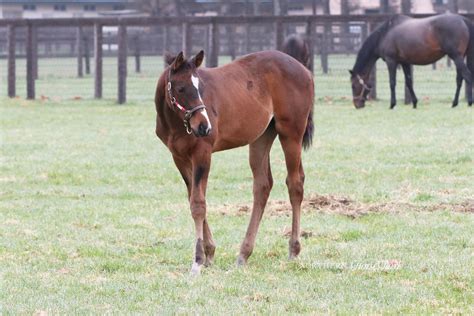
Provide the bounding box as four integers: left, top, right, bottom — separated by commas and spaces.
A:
167, 70, 207, 134
354, 74, 372, 101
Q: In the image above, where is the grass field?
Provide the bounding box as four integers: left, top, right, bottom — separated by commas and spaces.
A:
1, 56, 473, 313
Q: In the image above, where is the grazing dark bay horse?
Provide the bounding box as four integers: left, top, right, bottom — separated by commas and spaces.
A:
282, 34, 313, 72
154, 50, 314, 275
350, 13, 474, 109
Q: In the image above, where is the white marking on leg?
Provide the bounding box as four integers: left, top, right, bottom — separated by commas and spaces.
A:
190, 262, 202, 276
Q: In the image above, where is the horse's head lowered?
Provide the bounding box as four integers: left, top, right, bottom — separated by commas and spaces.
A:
165, 50, 212, 137
349, 70, 372, 109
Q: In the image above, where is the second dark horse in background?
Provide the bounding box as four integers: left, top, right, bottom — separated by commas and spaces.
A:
282, 34, 313, 73
350, 13, 474, 109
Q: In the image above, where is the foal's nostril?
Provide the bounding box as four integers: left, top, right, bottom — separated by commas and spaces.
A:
198, 123, 209, 136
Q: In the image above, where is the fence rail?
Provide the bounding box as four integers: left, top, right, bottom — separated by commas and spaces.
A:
2, 14, 474, 103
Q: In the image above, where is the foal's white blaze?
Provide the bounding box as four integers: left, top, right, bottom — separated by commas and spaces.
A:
191, 74, 212, 130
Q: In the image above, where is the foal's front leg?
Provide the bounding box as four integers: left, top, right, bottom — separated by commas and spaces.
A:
173, 154, 216, 269
189, 146, 212, 275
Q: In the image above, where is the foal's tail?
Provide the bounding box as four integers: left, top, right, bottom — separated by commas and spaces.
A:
302, 77, 315, 151
463, 17, 474, 79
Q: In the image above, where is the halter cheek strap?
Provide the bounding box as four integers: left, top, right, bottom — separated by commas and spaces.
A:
354, 74, 372, 101
167, 73, 207, 135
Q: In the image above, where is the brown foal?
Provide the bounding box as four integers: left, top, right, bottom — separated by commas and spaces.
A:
154, 50, 314, 275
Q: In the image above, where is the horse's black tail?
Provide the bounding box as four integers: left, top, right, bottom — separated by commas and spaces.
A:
302, 108, 314, 150
302, 77, 314, 151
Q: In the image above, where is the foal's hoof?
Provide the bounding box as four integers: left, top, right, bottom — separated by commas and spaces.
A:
204, 245, 215, 267
190, 262, 202, 276
288, 253, 300, 260
236, 255, 247, 267
204, 257, 214, 267
289, 240, 301, 259
452, 102, 458, 108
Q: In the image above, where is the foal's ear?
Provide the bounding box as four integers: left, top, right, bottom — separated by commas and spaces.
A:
192, 50, 205, 68
165, 52, 176, 66
348, 69, 354, 76
173, 51, 185, 70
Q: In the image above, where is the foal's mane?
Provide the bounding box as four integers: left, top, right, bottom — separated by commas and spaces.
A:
352, 15, 406, 74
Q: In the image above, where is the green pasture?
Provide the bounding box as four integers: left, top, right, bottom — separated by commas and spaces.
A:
0, 55, 473, 314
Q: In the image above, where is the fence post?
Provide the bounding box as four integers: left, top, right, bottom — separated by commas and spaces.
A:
321, 31, 329, 74
401, 0, 413, 105
32, 26, 38, 80
134, 35, 141, 73
84, 36, 90, 74
274, 18, 284, 51
77, 26, 84, 77
341, 0, 351, 52
163, 25, 169, 68
367, 22, 377, 100
7, 25, 16, 98
26, 23, 35, 100
204, 26, 210, 58
244, 23, 250, 54
182, 22, 191, 57
321, 0, 330, 74
227, 24, 236, 60
306, 18, 314, 73
117, 23, 127, 104
94, 23, 103, 99
207, 21, 219, 67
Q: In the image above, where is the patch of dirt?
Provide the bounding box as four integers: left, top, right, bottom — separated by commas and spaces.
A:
217, 194, 473, 218
426, 199, 474, 213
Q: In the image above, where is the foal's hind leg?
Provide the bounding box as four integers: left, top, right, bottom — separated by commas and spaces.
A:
237, 124, 277, 266
277, 130, 305, 259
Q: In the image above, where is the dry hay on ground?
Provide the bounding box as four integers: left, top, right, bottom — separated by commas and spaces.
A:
218, 194, 473, 219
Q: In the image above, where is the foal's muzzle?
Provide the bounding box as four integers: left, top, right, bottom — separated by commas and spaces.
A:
196, 122, 211, 137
